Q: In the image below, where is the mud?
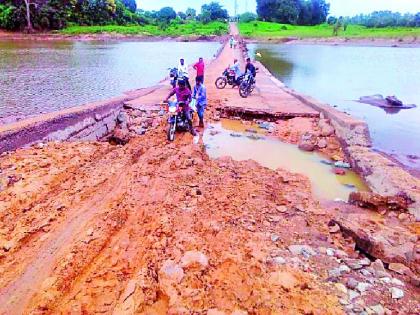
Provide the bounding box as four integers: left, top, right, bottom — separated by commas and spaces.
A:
0, 23, 419, 314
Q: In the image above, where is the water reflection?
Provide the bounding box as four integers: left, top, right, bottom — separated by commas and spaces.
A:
248, 43, 420, 170
0, 40, 220, 122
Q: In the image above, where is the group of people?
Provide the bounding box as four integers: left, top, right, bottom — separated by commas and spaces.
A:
164, 57, 207, 136
164, 52, 257, 137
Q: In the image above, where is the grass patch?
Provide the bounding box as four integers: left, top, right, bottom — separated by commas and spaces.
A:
60, 21, 228, 37
239, 21, 420, 38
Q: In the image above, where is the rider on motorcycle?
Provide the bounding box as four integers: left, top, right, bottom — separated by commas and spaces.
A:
230, 59, 242, 85
164, 79, 197, 136
245, 58, 257, 78
178, 58, 191, 91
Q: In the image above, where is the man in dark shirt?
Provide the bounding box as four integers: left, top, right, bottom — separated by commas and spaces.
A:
245, 57, 256, 77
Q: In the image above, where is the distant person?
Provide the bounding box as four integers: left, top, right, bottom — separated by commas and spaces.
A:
229, 36, 235, 49
193, 76, 207, 128
245, 58, 256, 77
178, 58, 191, 91
193, 57, 205, 83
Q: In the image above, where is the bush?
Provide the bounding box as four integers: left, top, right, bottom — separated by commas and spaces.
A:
0, 4, 18, 30
240, 12, 257, 23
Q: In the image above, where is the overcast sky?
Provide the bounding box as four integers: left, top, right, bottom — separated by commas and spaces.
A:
137, 0, 420, 16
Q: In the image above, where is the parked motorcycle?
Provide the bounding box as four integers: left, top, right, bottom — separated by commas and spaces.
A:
168, 67, 178, 88
239, 72, 256, 98
215, 68, 244, 89
239, 70, 257, 98
166, 101, 196, 141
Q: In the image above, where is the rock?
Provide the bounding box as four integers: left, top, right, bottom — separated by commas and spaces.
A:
339, 299, 350, 306
269, 271, 298, 289
329, 268, 342, 278
320, 122, 335, 137
360, 269, 372, 277
298, 132, 316, 152
298, 142, 315, 152
109, 128, 130, 145
86, 228, 94, 237
371, 259, 386, 277
329, 224, 340, 233
348, 191, 410, 212
348, 289, 360, 301
181, 251, 209, 269
391, 278, 404, 286
370, 304, 385, 315
339, 265, 351, 274
334, 249, 349, 259
317, 139, 328, 149
379, 277, 391, 283
271, 234, 280, 242
288, 245, 317, 258
160, 260, 184, 284
207, 309, 226, 315
356, 282, 371, 293
271, 257, 286, 265
388, 263, 413, 276
389, 287, 404, 299
326, 248, 335, 256
130, 126, 146, 136
360, 258, 371, 266
117, 111, 130, 129
335, 283, 348, 294
276, 205, 288, 213
346, 278, 358, 290
347, 260, 363, 270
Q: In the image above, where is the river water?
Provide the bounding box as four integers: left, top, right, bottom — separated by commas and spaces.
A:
0, 40, 220, 123
248, 44, 420, 171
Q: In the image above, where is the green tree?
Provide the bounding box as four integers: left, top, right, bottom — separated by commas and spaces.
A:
256, 0, 300, 24
156, 6, 176, 23
121, 0, 135, 12
201, 2, 228, 21
185, 7, 196, 20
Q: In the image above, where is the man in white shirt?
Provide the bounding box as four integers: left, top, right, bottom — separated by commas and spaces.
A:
178, 58, 191, 91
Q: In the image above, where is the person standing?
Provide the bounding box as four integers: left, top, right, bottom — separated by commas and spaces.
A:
177, 58, 191, 91
193, 57, 205, 83
193, 77, 207, 128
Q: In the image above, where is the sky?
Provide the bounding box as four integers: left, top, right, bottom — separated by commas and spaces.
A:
137, 0, 420, 16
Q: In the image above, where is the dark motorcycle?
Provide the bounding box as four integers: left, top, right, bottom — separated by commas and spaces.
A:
168, 67, 178, 88
215, 68, 244, 89
166, 101, 195, 141
239, 71, 257, 98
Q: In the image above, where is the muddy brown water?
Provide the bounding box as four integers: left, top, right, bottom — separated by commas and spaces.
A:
248, 44, 420, 172
0, 40, 220, 123
204, 119, 368, 201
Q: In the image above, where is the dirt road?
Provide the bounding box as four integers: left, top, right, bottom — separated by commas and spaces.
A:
0, 24, 418, 314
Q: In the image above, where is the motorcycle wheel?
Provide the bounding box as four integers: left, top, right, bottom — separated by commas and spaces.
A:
239, 83, 250, 98
215, 77, 227, 89
167, 122, 176, 141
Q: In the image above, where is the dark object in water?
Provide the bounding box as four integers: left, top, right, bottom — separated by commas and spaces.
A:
358, 95, 416, 111
385, 95, 403, 107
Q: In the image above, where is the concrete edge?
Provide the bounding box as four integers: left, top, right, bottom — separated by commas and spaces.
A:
0, 85, 163, 154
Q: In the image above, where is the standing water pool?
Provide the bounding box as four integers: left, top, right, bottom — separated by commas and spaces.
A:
204, 119, 368, 201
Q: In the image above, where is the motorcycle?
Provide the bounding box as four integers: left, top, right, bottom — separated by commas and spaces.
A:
215, 68, 244, 89
168, 67, 178, 88
239, 70, 257, 98
166, 101, 196, 141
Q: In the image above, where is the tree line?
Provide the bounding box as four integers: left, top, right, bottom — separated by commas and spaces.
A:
340, 11, 420, 28
256, 0, 330, 25
0, 0, 229, 31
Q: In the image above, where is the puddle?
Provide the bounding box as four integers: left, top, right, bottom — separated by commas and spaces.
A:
204, 119, 369, 201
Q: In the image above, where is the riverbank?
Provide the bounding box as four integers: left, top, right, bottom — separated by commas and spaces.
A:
0, 23, 419, 314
